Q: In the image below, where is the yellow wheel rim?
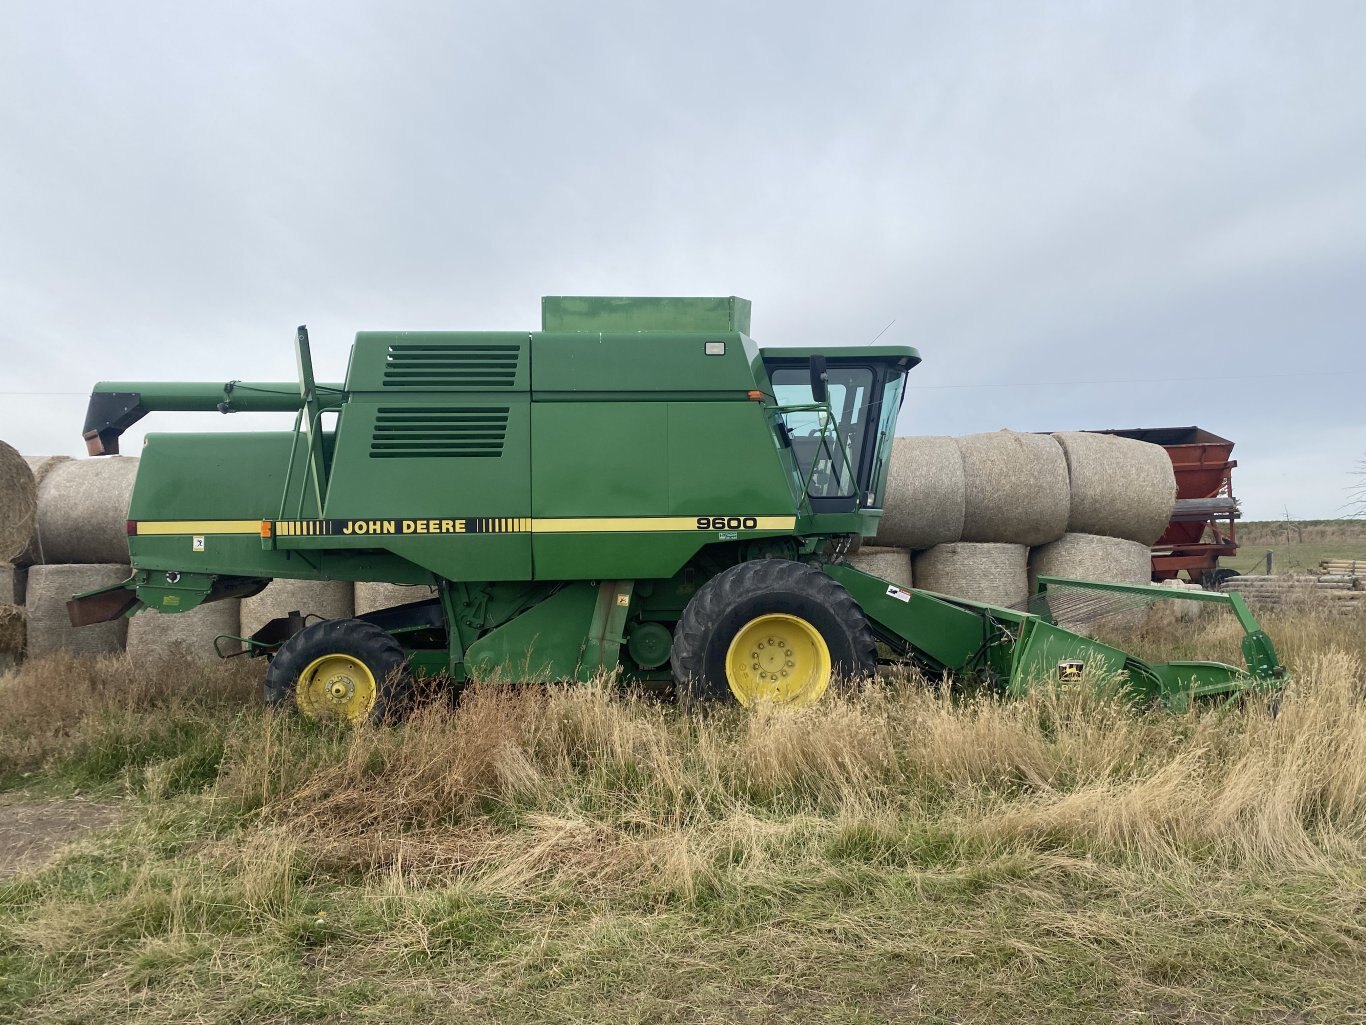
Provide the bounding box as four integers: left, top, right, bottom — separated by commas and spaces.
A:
296, 654, 378, 723
724, 613, 832, 707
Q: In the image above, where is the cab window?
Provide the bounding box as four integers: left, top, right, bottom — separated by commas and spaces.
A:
770, 366, 875, 499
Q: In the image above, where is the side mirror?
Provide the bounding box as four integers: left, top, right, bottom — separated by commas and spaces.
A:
809, 354, 828, 403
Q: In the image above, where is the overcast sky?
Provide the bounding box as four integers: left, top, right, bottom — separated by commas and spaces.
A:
2, 1, 1363, 518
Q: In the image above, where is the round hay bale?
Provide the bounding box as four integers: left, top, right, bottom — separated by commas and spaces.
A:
0, 603, 25, 654
912, 542, 1029, 606
956, 431, 1070, 546
1052, 432, 1176, 545
240, 579, 355, 639
25, 564, 129, 658
1028, 533, 1153, 593
848, 546, 913, 588
29, 457, 140, 565
873, 436, 965, 549
0, 442, 37, 562
16, 457, 72, 565
0, 564, 26, 605
355, 581, 437, 615
1029, 533, 1152, 630
127, 598, 242, 664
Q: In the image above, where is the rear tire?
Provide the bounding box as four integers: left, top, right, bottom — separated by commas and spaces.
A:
670, 559, 876, 706
1203, 567, 1240, 590
264, 618, 412, 724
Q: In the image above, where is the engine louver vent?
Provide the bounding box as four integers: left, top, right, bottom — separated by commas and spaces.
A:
369, 407, 509, 459
382, 343, 521, 389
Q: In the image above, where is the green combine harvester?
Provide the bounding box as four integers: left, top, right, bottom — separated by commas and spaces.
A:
70, 296, 1283, 722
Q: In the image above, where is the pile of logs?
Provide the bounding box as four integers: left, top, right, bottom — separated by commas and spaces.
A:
1221, 570, 1365, 614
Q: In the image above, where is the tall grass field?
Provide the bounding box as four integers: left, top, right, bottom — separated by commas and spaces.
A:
1, 607, 1365, 1024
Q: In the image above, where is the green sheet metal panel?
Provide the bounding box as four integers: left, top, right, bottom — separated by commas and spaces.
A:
666, 401, 798, 513
531, 402, 670, 516
541, 296, 751, 335
130, 431, 307, 520
531, 332, 760, 395
464, 582, 599, 680
320, 396, 533, 580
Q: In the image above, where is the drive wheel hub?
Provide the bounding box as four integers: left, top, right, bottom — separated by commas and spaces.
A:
296, 654, 378, 723
724, 613, 831, 707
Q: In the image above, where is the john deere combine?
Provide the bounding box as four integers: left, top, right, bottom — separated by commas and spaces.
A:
71, 296, 1282, 721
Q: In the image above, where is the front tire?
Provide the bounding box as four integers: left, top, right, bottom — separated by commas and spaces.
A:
264, 618, 412, 724
670, 560, 876, 706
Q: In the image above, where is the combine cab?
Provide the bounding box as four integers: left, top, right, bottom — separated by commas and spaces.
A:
68, 297, 1283, 722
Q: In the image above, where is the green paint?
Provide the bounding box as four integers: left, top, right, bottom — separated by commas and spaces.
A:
464, 583, 599, 680
79, 296, 1282, 702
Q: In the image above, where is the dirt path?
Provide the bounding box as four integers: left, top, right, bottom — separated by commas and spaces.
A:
0, 793, 124, 879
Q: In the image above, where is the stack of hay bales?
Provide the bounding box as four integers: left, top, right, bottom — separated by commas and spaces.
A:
872, 431, 1073, 607
912, 542, 1029, 605
1, 449, 252, 665
354, 581, 438, 615
0, 603, 24, 674
1025, 434, 1174, 627
1028, 534, 1154, 595
958, 431, 1071, 546
1051, 433, 1175, 546
25, 563, 131, 657
848, 547, 913, 588
863, 429, 1175, 612
1, 443, 38, 671
241, 578, 355, 638
10, 454, 140, 661
873, 437, 964, 550
127, 600, 245, 664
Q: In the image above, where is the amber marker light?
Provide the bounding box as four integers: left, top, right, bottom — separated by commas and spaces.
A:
260, 521, 273, 538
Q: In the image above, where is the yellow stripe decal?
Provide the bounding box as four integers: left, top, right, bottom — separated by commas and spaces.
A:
135, 516, 798, 536
135, 520, 262, 535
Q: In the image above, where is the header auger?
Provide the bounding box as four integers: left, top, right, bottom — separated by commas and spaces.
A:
71, 296, 1283, 722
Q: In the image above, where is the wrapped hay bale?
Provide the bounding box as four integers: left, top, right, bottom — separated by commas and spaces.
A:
1028, 533, 1153, 630
355, 581, 438, 615
1028, 533, 1153, 593
0, 442, 38, 562
25, 564, 129, 657
127, 598, 242, 663
873, 436, 965, 549
1052, 432, 1176, 545
1, 564, 26, 605
848, 546, 913, 588
0, 603, 25, 657
16, 456, 71, 565
241, 579, 355, 639
30, 456, 140, 564
912, 542, 1029, 606
956, 431, 1069, 546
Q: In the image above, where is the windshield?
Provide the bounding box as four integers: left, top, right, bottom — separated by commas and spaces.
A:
868, 373, 906, 506
771, 366, 875, 500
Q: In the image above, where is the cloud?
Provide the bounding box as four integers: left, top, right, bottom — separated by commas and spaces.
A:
1, 0, 1362, 517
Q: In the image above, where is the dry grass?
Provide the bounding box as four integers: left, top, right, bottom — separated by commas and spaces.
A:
1, 609, 1365, 1022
